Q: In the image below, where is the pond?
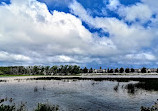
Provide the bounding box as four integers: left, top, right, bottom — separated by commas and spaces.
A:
0, 76, 158, 111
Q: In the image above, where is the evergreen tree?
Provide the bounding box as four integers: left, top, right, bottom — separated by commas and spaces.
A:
109, 69, 113, 73
131, 68, 135, 73
115, 68, 119, 73
125, 68, 130, 73
141, 67, 146, 73
120, 67, 124, 73
83, 67, 88, 73
89, 67, 93, 73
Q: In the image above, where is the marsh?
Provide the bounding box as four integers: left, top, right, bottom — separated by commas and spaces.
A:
0, 76, 158, 111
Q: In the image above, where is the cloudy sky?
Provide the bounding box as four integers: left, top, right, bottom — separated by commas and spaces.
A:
0, 0, 158, 68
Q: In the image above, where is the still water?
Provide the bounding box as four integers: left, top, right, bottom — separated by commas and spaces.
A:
0, 77, 158, 111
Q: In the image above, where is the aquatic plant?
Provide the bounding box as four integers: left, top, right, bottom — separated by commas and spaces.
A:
0, 103, 60, 111
34, 86, 38, 92
0, 104, 15, 111
0, 103, 26, 111
34, 103, 59, 111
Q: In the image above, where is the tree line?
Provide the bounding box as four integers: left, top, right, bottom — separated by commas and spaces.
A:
0, 66, 158, 75
0, 65, 81, 75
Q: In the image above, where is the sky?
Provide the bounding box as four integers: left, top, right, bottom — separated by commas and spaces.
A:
0, 0, 158, 68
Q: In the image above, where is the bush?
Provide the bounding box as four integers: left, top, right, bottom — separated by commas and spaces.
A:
34, 103, 59, 111
0, 103, 59, 111
0, 104, 15, 111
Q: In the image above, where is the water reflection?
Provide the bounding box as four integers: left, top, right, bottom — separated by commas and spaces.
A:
124, 83, 138, 95
113, 82, 119, 92
1, 77, 158, 111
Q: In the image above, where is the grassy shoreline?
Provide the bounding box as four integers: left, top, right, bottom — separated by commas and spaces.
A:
1, 73, 158, 77
0, 74, 43, 77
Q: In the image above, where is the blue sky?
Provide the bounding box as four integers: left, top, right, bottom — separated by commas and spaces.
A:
0, 0, 158, 68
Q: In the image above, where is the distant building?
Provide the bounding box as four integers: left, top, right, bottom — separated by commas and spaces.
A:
134, 69, 141, 73
92, 68, 157, 73
146, 69, 151, 73
93, 69, 106, 73
150, 68, 157, 73
93, 69, 97, 73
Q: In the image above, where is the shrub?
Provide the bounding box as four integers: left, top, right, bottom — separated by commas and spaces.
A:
34, 103, 59, 111
0, 104, 15, 111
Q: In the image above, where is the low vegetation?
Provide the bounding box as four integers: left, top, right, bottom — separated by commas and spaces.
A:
35, 103, 59, 111
0, 103, 59, 111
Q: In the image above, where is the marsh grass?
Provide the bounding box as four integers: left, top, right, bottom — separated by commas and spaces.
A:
0, 103, 26, 111
34, 103, 59, 111
0, 103, 60, 111
0, 97, 59, 111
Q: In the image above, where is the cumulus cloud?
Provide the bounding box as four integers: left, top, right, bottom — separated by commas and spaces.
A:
70, 0, 154, 50
125, 53, 156, 61
69, 0, 158, 66
0, 0, 157, 67
118, 3, 152, 23
141, 0, 158, 14
106, 0, 120, 11
0, 51, 31, 62
0, 0, 117, 66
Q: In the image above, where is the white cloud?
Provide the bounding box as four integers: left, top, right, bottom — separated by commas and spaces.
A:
0, 51, 31, 62
141, 0, 158, 14
118, 3, 152, 23
69, 0, 158, 66
70, 0, 154, 50
0, 0, 157, 67
0, 0, 117, 65
125, 53, 156, 61
106, 0, 120, 11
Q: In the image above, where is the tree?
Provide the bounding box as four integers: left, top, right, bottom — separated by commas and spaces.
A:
45, 66, 50, 75
33, 66, 39, 75
68, 65, 73, 74
131, 68, 135, 73
72, 65, 80, 74
62, 65, 68, 75
120, 67, 124, 73
18, 66, 25, 75
107, 68, 110, 73
50, 66, 58, 75
40, 66, 45, 75
0, 70, 3, 75
83, 67, 88, 73
109, 69, 113, 73
59, 65, 64, 74
115, 68, 119, 73
0, 67, 11, 75
89, 68, 93, 73
125, 68, 130, 73
100, 66, 102, 69
141, 67, 146, 73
